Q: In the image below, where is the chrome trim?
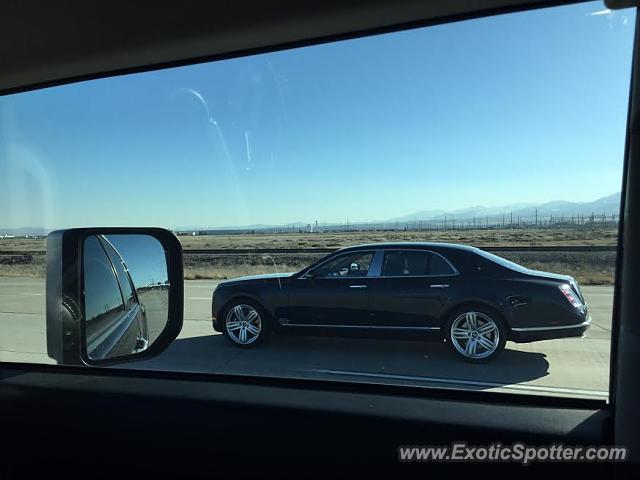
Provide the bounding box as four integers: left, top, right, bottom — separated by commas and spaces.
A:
300, 275, 371, 280
280, 323, 440, 330
370, 325, 441, 331
430, 284, 450, 288
349, 284, 367, 289
511, 316, 591, 332
376, 273, 458, 279
281, 324, 364, 329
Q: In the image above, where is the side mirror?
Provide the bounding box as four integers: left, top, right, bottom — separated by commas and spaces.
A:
46, 228, 183, 366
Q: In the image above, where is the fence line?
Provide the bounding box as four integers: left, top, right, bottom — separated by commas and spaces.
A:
176, 212, 619, 235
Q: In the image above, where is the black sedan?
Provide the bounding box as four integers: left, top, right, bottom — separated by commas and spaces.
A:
211, 243, 590, 362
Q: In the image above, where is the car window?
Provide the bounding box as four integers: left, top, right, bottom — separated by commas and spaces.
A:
381, 251, 455, 277
312, 252, 374, 277
429, 252, 456, 276
474, 249, 530, 274
83, 236, 124, 330
0, 0, 634, 400
100, 237, 136, 309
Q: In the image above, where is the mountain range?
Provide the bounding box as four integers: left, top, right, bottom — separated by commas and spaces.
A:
176, 192, 621, 232
0, 192, 622, 236
394, 192, 621, 223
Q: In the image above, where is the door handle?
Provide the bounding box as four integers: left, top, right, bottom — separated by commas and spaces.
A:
429, 284, 450, 288
349, 285, 367, 289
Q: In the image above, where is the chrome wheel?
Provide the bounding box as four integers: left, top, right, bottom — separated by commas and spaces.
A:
225, 304, 262, 345
450, 311, 500, 360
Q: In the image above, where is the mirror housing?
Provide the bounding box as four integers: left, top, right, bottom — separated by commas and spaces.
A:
46, 227, 183, 366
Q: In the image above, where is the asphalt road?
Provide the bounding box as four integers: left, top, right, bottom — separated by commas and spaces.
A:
137, 289, 169, 344
0, 277, 613, 399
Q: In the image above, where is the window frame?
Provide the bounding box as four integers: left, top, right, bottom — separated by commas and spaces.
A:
0, 0, 635, 416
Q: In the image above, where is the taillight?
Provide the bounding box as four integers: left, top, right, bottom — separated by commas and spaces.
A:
559, 284, 582, 308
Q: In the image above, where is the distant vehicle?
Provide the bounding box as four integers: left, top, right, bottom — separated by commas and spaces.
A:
211, 243, 590, 362
83, 235, 149, 359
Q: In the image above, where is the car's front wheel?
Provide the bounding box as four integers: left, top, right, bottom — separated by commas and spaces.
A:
445, 307, 506, 363
223, 300, 267, 347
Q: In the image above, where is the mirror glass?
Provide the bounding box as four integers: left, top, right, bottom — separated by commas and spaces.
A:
82, 234, 169, 360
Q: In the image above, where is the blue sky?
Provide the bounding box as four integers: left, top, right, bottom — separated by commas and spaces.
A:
0, 1, 635, 230
106, 235, 168, 288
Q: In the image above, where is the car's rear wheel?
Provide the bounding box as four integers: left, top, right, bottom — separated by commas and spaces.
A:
445, 307, 506, 363
223, 300, 267, 347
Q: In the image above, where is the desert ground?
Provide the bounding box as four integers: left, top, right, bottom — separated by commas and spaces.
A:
0, 228, 619, 284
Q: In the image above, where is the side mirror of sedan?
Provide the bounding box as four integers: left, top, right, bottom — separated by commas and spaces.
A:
46, 228, 183, 366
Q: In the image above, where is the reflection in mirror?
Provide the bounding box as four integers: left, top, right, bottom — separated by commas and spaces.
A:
83, 234, 169, 360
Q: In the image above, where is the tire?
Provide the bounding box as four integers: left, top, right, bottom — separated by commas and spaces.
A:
223, 299, 268, 348
444, 306, 506, 363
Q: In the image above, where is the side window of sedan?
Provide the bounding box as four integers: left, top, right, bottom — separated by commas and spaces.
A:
382, 251, 456, 276
429, 253, 456, 276
313, 252, 374, 278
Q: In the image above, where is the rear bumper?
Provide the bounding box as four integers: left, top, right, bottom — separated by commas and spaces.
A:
509, 315, 591, 343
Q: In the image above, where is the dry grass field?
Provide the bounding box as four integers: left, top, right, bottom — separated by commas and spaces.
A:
0, 228, 619, 284
178, 228, 619, 250
0, 227, 618, 253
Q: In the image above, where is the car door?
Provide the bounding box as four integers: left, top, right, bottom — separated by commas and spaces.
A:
285, 250, 377, 328
98, 236, 149, 352
368, 249, 458, 329
83, 235, 144, 359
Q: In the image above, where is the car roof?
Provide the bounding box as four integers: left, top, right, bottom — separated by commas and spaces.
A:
2, 0, 550, 94
336, 242, 480, 253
